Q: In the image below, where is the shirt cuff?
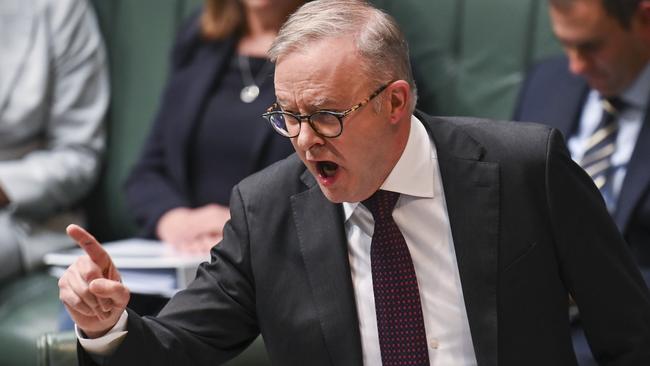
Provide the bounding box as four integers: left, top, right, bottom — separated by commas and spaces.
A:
76, 311, 129, 356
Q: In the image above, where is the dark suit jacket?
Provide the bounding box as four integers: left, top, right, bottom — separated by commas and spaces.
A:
124, 13, 293, 237
82, 113, 650, 366
514, 55, 650, 269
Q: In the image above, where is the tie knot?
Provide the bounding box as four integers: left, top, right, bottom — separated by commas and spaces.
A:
362, 190, 399, 221
601, 97, 626, 116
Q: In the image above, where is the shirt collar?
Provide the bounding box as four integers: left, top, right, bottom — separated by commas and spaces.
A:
342, 115, 435, 221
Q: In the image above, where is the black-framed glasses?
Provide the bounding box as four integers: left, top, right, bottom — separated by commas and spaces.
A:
262, 81, 394, 138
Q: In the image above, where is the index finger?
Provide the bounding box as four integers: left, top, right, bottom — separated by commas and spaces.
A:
66, 224, 112, 270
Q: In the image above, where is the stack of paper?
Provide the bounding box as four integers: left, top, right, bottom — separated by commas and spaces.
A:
45, 238, 210, 297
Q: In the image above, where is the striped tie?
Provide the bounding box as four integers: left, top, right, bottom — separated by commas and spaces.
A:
580, 98, 625, 209
363, 190, 429, 366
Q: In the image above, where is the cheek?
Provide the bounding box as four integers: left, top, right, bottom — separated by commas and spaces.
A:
290, 138, 301, 154
290, 139, 310, 166
342, 137, 375, 175
601, 43, 629, 70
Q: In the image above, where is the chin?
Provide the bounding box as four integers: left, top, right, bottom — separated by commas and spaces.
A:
319, 188, 343, 203
588, 79, 617, 97
318, 184, 355, 204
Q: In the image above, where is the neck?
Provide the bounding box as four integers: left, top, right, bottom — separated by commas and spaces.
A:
375, 115, 412, 193
238, 2, 302, 56
394, 115, 412, 163
245, 7, 285, 35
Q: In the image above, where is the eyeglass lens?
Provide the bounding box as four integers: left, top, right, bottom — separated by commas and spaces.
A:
268, 111, 342, 137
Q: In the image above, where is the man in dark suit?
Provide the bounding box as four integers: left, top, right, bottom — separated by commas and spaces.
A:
515, 0, 650, 279
514, 0, 650, 364
58, 1, 650, 365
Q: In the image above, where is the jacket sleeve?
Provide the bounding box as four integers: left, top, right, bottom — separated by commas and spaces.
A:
545, 128, 650, 364
80, 184, 260, 366
0, 0, 108, 216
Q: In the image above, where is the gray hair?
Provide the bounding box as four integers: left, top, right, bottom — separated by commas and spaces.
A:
268, 0, 417, 112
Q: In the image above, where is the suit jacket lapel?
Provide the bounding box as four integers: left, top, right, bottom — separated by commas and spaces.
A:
291, 170, 363, 366
615, 104, 650, 230
166, 37, 236, 193
419, 113, 500, 366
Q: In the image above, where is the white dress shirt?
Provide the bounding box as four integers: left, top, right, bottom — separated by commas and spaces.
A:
81, 116, 478, 365
343, 116, 477, 365
77, 311, 128, 356
567, 62, 650, 209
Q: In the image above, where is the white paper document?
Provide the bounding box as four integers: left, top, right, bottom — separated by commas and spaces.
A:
45, 238, 210, 297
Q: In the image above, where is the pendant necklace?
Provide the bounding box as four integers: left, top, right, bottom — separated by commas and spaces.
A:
238, 55, 273, 103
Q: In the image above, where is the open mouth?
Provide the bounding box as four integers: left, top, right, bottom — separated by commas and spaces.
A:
317, 161, 339, 178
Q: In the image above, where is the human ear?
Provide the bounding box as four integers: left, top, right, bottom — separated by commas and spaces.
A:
387, 80, 411, 124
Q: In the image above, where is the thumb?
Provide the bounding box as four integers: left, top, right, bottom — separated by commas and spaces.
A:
89, 278, 130, 308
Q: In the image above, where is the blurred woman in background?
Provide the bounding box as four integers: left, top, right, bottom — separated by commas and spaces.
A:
125, 0, 306, 254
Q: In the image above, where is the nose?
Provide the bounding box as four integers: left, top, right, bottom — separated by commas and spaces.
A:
294, 120, 325, 151
567, 49, 589, 76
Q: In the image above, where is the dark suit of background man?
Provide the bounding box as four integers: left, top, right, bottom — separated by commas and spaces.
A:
58, 1, 650, 365
514, 1, 650, 364
515, 0, 650, 279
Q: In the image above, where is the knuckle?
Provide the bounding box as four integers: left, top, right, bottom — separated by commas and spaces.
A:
81, 267, 101, 283
69, 296, 82, 308
81, 271, 94, 283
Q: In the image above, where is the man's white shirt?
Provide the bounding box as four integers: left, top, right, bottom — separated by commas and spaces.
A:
344, 115, 477, 365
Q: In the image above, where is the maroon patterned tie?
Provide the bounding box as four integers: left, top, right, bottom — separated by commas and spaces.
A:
363, 190, 429, 366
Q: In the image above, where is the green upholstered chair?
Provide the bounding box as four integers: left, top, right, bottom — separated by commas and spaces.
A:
0, 273, 60, 366
0, 1, 562, 365
36, 333, 270, 366
37, 332, 77, 366
373, 0, 561, 118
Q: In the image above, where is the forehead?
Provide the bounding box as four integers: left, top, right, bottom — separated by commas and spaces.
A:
273, 37, 367, 108
550, 0, 622, 40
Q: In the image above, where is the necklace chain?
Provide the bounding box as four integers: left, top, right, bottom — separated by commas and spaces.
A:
238, 55, 273, 103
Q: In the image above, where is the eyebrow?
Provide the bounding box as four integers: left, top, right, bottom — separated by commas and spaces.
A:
311, 95, 336, 110
277, 95, 341, 113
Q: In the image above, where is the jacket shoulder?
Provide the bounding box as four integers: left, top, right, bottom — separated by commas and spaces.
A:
457, 116, 553, 145
514, 54, 587, 124
430, 114, 558, 164
169, 9, 233, 69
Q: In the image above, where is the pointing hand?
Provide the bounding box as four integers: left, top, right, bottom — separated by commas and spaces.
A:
58, 225, 130, 338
